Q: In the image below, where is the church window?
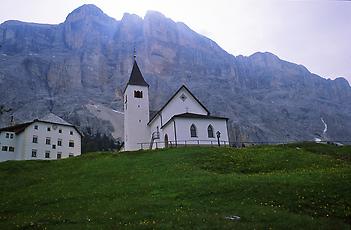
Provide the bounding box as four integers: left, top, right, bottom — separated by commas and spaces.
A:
2, 146, 8, 151
46, 137, 51, 145
208, 125, 214, 138
134, 90, 143, 98
45, 151, 50, 158
69, 140, 74, 148
190, 124, 197, 137
180, 93, 187, 101
32, 135, 38, 143
9, 146, 15, 152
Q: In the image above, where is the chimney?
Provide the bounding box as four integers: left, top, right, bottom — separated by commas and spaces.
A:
10, 116, 15, 126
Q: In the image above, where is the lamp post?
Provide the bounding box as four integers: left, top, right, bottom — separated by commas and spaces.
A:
216, 131, 221, 147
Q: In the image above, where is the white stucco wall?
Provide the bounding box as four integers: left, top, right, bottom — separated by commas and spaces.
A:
21, 122, 81, 160
160, 87, 208, 125
0, 131, 16, 161
0, 121, 81, 162
174, 118, 229, 145
124, 85, 151, 151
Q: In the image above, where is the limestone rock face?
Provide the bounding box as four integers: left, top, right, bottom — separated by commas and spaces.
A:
0, 4, 350, 143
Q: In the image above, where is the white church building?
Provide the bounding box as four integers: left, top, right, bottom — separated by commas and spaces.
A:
0, 113, 82, 162
124, 59, 229, 151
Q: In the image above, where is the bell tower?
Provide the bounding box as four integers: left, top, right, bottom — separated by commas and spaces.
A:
123, 54, 150, 151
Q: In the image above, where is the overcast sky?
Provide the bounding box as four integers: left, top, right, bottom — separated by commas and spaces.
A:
1, 0, 350, 83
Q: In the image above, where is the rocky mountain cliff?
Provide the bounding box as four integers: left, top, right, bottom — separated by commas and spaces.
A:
1, 4, 350, 143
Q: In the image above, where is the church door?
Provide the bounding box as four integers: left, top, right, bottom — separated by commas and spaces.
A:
164, 134, 169, 148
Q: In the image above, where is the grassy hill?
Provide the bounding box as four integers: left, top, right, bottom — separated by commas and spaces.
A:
0, 143, 350, 229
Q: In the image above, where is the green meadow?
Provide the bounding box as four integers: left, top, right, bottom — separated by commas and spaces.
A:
0, 143, 350, 229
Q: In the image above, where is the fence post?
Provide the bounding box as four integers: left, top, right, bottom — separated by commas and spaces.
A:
185, 140, 187, 147
197, 140, 200, 145
140, 143, 143, 149
156, 142, 158, 149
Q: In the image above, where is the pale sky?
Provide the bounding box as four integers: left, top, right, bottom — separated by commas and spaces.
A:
0, 0, 350, 83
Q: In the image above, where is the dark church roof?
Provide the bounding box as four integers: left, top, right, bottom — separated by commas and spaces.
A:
127, 60, 149, 87
173, 113, 228, 120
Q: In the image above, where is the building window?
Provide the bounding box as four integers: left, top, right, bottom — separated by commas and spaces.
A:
47, 127, 51, 132
190, 124, 197, 137
6, 133, 9, 138
45, 151, 50, 158
52, 144, 56, 149
2, 146, 8, 151
32, 135, 38, 143
57, 152, 62, 159
32, 149, 37, 157
69, 140, 74, 148
134, 90, 143, 98
69, 153, 74, 158
10, 134, 14, 139
46, 138, 51, 145
57, 139, 62, 146
9, 146, 15, 152
59, 129, 62, 133
34, 125, 38, 130
208, 125, 214, 138
70, 131, 73, 135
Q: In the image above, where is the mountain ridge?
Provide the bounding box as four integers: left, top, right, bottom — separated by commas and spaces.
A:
0, 4, 350, 143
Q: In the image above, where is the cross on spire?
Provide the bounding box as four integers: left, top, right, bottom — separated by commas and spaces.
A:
133, 47, 136, 60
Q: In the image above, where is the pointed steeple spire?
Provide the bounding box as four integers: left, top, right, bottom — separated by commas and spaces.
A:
126, 50, 149, 87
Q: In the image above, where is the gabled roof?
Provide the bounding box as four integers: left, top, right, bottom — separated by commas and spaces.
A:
0, 122, 33, 134
127, 60, 149, 87
39, 113, 72, 126
161, 113, 228, 129
0, 114, 83, 136
173, 113, 228, 120
148, 85, 210, 125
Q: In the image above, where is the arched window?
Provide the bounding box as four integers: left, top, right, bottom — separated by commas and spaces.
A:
134, 90, 143, 98
208, 125, 214, 138
190, 124, 197, 137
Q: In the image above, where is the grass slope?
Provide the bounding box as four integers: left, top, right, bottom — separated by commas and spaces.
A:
0, 143, 350, 229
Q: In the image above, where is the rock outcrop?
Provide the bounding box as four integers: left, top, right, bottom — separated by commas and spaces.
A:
0, 4, 350, 143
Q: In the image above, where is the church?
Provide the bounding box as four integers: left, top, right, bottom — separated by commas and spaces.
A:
123, 58, 229, 151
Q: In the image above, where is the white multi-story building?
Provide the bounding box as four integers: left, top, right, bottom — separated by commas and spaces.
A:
124, 58, 229, 151
0, 113, 82, 162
